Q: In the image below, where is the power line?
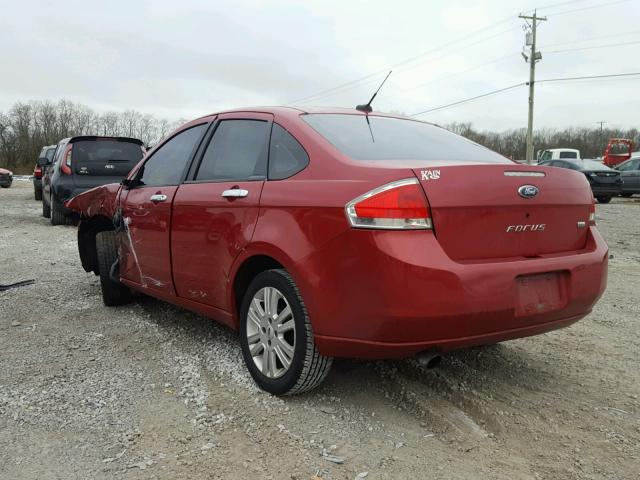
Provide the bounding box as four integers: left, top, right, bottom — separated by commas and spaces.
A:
546, 39, 640, 53
540, 28, 640, 48
409, 83, 526, 117
536, 71, 640, 83
288, 19, 519, 105
521, 0, 587, 13
550, 0, 632, 16
409, 72, 640, 117
399, 53, 517, 94
289, 0, 635, 107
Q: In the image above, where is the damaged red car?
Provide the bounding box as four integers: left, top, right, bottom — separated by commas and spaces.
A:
67, 108, 608, 395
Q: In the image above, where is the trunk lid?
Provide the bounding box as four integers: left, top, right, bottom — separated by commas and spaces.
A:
71, 137, 144, 188
413, 163, 594, 261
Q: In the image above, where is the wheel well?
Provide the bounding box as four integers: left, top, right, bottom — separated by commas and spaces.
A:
233, 255, 283, 316
78, 215, 114, 274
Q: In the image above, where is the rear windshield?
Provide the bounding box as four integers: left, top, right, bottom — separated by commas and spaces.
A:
72, 140, 143, 163
302, 114, 507, 163
559, 151, 578, 159
576, 160, 611, 171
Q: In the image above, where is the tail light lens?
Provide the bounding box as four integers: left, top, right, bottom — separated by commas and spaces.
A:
345, 178, 432, 230
34, 166, 42, 178
588, 202, 596, 226
61, 145, 72, 175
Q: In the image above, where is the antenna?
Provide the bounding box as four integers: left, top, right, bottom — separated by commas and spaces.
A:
356, 70, 392, 113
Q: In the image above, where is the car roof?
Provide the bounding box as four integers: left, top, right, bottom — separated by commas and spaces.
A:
192, 106, 414, 122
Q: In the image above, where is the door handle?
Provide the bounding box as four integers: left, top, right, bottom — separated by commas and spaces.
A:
222, 189, 249, 198
150, 194, 167, 203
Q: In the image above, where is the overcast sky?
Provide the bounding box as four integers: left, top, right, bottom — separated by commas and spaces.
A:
1, 0, 639, 131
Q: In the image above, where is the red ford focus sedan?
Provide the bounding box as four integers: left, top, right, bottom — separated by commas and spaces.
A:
67, 107, 608, 395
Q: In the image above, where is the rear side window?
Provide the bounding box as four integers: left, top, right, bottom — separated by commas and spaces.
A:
559, 151, 578, 159
269, 124, 309, 180
302, 114, 507, 163
138, 124, 206, 187
195, 120, 270, 182
45, 147, 56, 160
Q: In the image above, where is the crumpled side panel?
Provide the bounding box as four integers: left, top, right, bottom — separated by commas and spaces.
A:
65, 183, 121, 218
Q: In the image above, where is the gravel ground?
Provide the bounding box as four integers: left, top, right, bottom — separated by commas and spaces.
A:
1, 180, 639, 480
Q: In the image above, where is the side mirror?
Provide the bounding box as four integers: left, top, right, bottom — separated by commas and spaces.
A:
121, 178, 140, 188
37, 157, 49, 166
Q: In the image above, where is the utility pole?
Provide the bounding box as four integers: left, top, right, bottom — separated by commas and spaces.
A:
596, 121, 606, 157
519, 10, 546, 163
597, 121, 606, 132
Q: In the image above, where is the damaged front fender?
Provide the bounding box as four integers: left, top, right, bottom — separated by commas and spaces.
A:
65, 183, 122, 219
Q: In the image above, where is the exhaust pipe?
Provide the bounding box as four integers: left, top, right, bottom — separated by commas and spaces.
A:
416, 350, 442, 369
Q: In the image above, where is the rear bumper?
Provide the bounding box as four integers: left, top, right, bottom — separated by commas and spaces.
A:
53, 184, 91, 216
298, 227, 608, 359
315, 313, 587, 358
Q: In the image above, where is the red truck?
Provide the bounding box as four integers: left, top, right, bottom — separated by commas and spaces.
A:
67, 107, 608, 395
603, 138, 634, 167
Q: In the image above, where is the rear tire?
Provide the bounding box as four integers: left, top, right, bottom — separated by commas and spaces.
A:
596, 196, 612, 204
42, 197, 51, 218
239, 269, 332, 395
620, 193, 632, 198
34, 188, 42, 201
50, 196, 67, 225
96, 231, 132, 306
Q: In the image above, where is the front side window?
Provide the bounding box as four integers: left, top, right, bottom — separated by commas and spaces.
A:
540, 151, 552, 161
302, 114, 508, 163
195, 120, 270, 182
269, 124, 309, 180
138, 124, 206, 187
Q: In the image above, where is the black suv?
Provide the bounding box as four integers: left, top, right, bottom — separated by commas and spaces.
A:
33, 144, 58, 200
43, 136, 144, 224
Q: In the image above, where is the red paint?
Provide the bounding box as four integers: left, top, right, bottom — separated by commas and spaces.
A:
603, 138, 634, 167
120, 185, 178, 295
172, 180, 264, 307
66, 107, 608, 359
66, 182, 121, 218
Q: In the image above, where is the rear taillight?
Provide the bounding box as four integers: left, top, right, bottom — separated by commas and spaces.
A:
345, 178, 432, 230
61, 145, 72, 175
588, 202, 596, 226
34, 166, 42, 178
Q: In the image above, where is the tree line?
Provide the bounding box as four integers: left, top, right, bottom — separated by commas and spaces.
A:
0, 100, 185, 173
0, 99, 638, 173
446, 122, 639, 160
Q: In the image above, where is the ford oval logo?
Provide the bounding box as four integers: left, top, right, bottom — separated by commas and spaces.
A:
518, 185, 539, 199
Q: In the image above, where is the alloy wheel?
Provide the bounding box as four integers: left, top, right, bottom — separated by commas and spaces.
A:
246, 286, 296, 379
